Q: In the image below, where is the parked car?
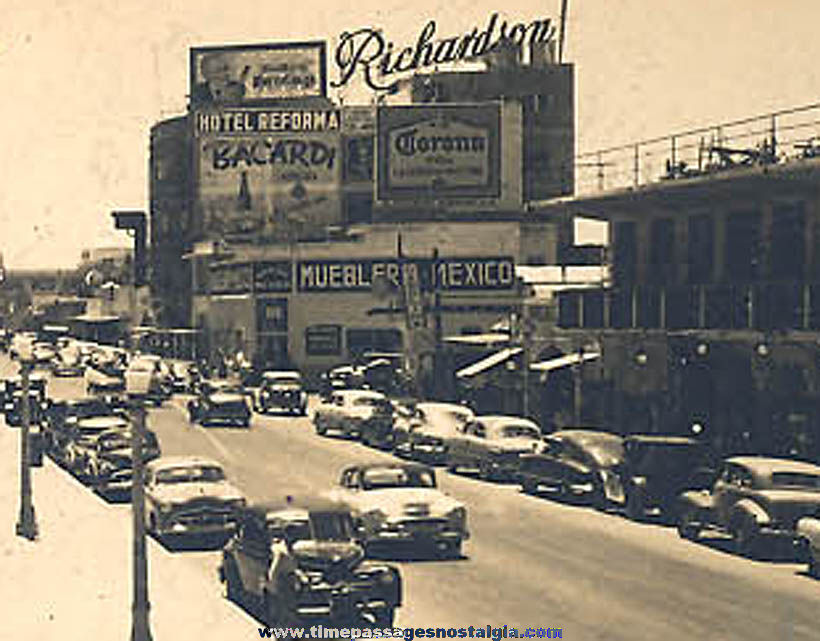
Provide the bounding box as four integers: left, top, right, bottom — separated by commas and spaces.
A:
84, 427, 161, 496
393, 402, 474, 465
795, 508, 820, 576
2, 374, 48, 427
62, 415, 130, 478
187, 379, 252, 428
144, 456, 245, 543
44, 396, 126, 451
446, 415, 543, 481
255, 371, 308, 416
319, 365, 365, 400
169, 362, 197, 394
676, 456, 820, 558
51, 347, 85, 377
85, 360, 126, 394
327, 462, 469, 558
617, 435, 716, 521
312, 389, 393, 443
125, 355, 172, 406
219, 498, 402, 627
517, 429, 626, 507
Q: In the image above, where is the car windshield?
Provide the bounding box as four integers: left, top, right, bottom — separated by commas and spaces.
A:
625, 441, 704, 474
310, 512, 354, 541
268, 518, 311, 542
771, 472, 820, 489
72, 400, 114, 418
155, 465, 225, 484
500, 424, 541, 439
361, 467, 436, 490
354, 397, 389, 408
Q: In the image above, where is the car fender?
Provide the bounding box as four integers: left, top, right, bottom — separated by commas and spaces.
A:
729, 499, 772, 528
677, 490, 714, 517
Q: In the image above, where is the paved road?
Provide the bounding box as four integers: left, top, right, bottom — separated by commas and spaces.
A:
21, 362, 820, 640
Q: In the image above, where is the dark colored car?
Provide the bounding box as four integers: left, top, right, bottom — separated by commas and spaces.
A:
617, 435, 716, 521
219, 498, 402, 627
517, 429, 626, 507
187, 379, 251, 428
84, 427, 161, 497
677, 456, 820, 558
44, 396, 127, 460
255, 371, 308, 416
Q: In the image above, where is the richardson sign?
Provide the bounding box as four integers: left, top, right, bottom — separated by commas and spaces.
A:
195, 108, 341, 241
377, 104, 501, 201
190, 41, 326, 105
333, 13, 555, 91
297, 256, 515, 292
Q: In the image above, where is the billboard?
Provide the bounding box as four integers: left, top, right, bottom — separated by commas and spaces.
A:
194, 108, 342, 241
376, 104, 501, 201
190, 42, 326, 105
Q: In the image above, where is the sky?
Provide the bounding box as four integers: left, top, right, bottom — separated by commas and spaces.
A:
1, 0, 819, 269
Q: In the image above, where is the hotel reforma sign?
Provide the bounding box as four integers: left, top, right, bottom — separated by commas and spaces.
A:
377, 104, 501, 201
193, 107, 342, 241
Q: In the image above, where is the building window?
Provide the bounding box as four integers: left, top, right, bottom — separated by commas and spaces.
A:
256, 298, 288, 333
648, 218, 675, 284
725, 209, 761, 283
613, 221, 637, 286
688, 214, 714, 284
305, 325, 342, 356
346, 328, 403, 357
343, 193, 374, 225
770, 201, 805, 281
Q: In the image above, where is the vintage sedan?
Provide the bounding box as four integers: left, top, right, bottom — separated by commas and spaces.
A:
62, 415, 130, 478
517, 429, 625, 507
44, 397, 125, 458
327, 462, 469, 558
219, 498, 402, 627
84, 427, 161, 497
187, 379, 251, 428
144, 456, 245, 542
255, 371, 308, 416
677, 456, 820, 558
446, 415, 543, 481
393, 402, 474, 465
617, 435, 715, 521
312, 389, 393, 442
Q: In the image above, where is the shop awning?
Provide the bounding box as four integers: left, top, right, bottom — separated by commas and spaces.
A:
530, 351, 600, 372
456, 347, 523, 378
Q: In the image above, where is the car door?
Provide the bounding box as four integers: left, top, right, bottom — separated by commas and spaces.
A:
465, 421, 488, 466
524, 436, 564, 485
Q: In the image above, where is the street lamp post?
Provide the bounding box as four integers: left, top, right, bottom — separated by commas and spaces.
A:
15, 337, 38, 541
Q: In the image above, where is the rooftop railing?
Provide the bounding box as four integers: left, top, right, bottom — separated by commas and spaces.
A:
574, 102, 820, 196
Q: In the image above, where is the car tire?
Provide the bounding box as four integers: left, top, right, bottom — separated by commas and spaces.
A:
478, 460, 494, 482
625, 490, 645, 521
314, 415, 327, 436
677, 507, 700, 541
521, 478, 539, 495
732, 518, 762, 559
808, 552, 819, 578
437, 540, 462, 560
369, 606, 395, 628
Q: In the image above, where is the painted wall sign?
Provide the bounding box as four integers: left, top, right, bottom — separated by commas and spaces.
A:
333, 13, 555, 91
305, 325, 343, 356
209, 262, 253, 295
194, 108, 342, 242
377, 104, 501, 201
296, 256, 515, 292
253, 261, 293, 293
190, 42, 326, 104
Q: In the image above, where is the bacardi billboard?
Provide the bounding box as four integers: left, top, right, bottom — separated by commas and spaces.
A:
376, 104, 501, 202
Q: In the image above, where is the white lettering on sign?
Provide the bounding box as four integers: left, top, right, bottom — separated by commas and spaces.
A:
196, 110, 341, 134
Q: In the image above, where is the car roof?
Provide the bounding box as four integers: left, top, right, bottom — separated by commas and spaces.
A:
341, 461, 435, 475
244, 497, 349, 519
624, 435, 699, 445
474, 415, 540, 428
726, 456, 820, 475
146, 455, 223, 471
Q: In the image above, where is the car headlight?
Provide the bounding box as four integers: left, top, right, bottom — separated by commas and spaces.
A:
447, 506, 467, 526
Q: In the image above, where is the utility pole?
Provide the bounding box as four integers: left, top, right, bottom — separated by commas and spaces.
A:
15, 339, 38, 541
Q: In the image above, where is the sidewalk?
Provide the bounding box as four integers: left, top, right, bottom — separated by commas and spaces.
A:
0, 421, 257, 641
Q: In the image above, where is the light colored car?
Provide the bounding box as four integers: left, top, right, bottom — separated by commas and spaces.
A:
327, 462, 469, 558
144, 456, 245, 542
677, 457, 820, 558
312, 389, 392, 440
393, 402, 474, 464
446, 415, 543, 480
255, 371, 308, 415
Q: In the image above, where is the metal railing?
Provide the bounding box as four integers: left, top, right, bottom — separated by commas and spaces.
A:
574, 103, 820, 196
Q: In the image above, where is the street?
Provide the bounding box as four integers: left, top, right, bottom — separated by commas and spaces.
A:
26, 361, 820, 641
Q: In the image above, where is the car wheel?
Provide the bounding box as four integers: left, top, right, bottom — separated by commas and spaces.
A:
521, 478, 539, 495
808, 551, 819, 578
589, 482, 608, 511
314, 416, 327, 435
677, 507, 700, 541
625, 490, 645, 521
733, 518, 762, 559
436, 539, 462, 560
369, 606, 395, 628
446, 458, 459, 474
478, 460, 494, 481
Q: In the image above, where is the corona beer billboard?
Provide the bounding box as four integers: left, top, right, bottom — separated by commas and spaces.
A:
190, 42, 327, 105
376, 104, 501, 202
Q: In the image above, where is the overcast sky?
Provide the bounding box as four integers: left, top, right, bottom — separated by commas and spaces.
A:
1, 0, 818, 268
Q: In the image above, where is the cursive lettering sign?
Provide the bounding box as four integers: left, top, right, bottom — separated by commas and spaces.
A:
332, 13, 555, 92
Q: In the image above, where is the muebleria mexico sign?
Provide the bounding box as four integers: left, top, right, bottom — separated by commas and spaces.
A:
377, 104, 501, 201
333, 13, 556, 92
